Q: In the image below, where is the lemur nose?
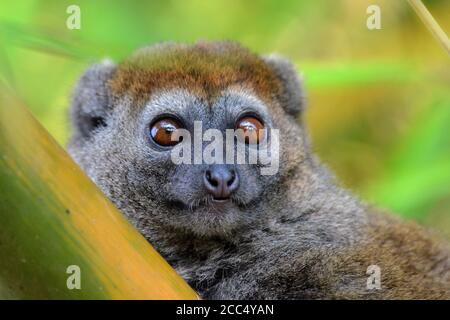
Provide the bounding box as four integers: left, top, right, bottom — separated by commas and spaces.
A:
204, 165, 239, 200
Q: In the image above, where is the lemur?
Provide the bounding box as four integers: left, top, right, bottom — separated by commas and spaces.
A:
68, 41, 450, 299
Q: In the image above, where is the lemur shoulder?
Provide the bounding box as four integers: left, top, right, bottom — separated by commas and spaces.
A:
68, 42, 450, 299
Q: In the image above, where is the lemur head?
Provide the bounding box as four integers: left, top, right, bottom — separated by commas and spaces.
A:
68, 42, 309, 238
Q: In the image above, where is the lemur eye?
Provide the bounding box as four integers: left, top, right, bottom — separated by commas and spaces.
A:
150, 117, 183, 147
235, 116, 265, 145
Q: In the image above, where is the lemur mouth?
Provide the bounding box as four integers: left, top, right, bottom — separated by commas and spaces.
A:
165, 196, 239, 211
212, 197, 231, 203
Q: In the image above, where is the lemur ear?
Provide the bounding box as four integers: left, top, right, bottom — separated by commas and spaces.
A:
70, 60, 116, 139
263, 54, 305, 118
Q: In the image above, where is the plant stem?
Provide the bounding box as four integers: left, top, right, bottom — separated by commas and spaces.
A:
408, 0, 450, 55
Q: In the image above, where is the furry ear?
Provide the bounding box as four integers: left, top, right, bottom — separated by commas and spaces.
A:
69, 60, 116, 139
263, 54, 305, 118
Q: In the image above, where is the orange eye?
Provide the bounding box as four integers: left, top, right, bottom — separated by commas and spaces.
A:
235, 116, 265, 145
150, 118, 183, 147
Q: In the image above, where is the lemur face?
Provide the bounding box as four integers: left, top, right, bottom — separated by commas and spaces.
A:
68, 42, 307, 237
124, 87, 278, 235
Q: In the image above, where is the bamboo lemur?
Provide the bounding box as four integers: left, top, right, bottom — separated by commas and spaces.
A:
68, 42, 450, 299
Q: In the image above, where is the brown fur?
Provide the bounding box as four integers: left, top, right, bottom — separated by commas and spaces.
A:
109, 41, 282, 106
358, 212, 450, 298
253, 211, 450, 299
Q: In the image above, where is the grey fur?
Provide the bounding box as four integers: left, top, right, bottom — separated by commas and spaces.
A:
67, 44, 450, 299
263, 54, 305, 117
69, 59, 116, 142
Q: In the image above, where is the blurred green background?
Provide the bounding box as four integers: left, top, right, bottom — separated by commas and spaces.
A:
0, 0, 449, 237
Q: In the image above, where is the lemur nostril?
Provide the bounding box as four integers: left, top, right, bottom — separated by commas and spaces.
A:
204, 166, 239, 198
205, 170, 219, 187
211, 179, 219, 187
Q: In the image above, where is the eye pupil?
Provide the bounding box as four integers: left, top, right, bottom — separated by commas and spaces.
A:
150, 118, 182, 147
236, 116, 264, 145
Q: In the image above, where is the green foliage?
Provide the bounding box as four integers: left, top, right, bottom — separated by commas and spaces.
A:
366, 100, 450, 220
